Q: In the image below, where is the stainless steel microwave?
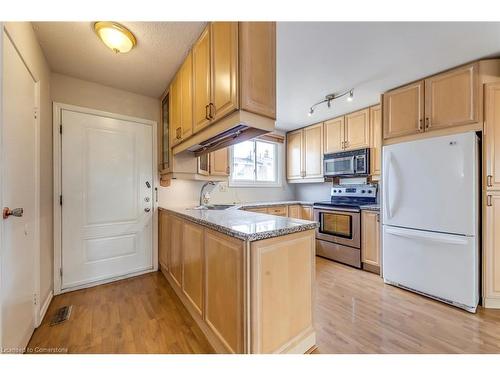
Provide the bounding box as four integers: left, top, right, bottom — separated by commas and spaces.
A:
323, 148, 370, 177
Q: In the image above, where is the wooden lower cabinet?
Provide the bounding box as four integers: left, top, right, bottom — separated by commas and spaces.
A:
267, 205, 288, 217
169, 215, 183, 287
484, 192, 500, 308
158, 209, 170, 270
182, 222, 204, 316
361, 210, 380, 274
300, 206, 313, 221
204, 229, 245, 353
158, 209, 316, 353
288, 205, 301, 219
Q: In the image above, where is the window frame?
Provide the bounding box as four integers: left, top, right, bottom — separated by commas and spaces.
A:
228, 139, 282, 188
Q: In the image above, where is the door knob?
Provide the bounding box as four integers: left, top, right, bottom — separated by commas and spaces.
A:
144, 207, 151, 213
3, 207, 23, 219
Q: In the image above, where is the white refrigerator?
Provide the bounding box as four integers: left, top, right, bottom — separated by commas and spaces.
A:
382, 132, 479, 312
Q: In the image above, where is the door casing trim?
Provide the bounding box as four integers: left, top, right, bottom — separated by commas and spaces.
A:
53, 102, 158, 295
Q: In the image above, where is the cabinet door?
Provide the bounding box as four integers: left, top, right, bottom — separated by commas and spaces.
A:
369, 105, 382, 176
288, 205, 301, 219
210, 147, 229, 176
170, 74, 182, 146
239, 22, 276, 119
361, 210, 380, 269
303, 123, 323, 179
383, 80, 424, 139
159, 92, 171, 172
287, 130, 303, 180
211, 22, 238, 122
425, 63, 478, 131
300, 206, 313, 221
193, 26, 211, 134
267, 205, 288, 217
204, 229, 244, 353
323, 116, 345, 153
169, 215, 183, 287
180, 51, 193, 140
345, 108, 370, 150
159, 210, 170, 270
484, 193, 500, 303
182, 222, 204, 316
485, 82, 500, 190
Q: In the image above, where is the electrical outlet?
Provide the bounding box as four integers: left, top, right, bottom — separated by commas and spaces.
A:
219, 182, 228, 192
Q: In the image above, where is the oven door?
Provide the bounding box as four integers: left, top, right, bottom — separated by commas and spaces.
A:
314, 207, 360, 248
324, 156, 355, 176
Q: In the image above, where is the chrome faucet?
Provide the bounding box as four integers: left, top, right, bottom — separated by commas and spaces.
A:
199, 181, 216, 207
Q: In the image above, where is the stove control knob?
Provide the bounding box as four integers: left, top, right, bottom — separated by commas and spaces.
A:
368, 190, 372, 194
361, 190, 366, 193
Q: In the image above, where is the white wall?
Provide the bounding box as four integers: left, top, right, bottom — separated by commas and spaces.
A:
158, 145, 296, 207
3, 22, 53, 308
294, 182, 332, 202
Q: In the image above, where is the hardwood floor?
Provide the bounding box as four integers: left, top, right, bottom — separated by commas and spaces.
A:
27, 272, 214, 354
28, 257, 500, 354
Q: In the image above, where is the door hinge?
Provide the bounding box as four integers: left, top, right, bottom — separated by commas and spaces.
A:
33, 293, 38, 306
59, 124, 62, 134
59, 195, 63, 206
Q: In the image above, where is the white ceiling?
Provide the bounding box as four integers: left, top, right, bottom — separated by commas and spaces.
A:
33, 22, 500, 130
32, 22, 206, 98
277, 22, 500, 130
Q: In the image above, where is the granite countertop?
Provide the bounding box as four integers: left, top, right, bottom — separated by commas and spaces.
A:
159, 206, 319, 242
229, 201, 314, 210
360, 204, 380, 211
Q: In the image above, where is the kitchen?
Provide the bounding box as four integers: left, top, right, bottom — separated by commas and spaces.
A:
3, 9, 500, 365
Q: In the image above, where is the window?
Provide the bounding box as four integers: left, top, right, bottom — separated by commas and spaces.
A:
229, 139, 280, 186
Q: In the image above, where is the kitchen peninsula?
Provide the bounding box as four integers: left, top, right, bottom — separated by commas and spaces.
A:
158, 206, 318, 354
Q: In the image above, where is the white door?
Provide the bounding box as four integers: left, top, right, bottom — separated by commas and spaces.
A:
382, 132, 478, 236
383, 226, 479, 311
1, 31, 37, 350
60, 109, 153, 290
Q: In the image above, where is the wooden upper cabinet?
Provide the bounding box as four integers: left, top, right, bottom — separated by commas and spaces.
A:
182, 222, 204, 316
485, 82, 500, 191
239, 22, 276, 119
303, 123, 323, 179
361, 210, 380, 270
180, 51, 193, 140
170, 74, 182, 146
193, 26, 211, 133
369, 105, 382, 176
210, 147, 229, 176
323, 116, 344, 154
210, 22, 238, 122
287, 130, 303, 180
345, 108, 370, 150
383, 80, 424, 139
425, 63, 478, 131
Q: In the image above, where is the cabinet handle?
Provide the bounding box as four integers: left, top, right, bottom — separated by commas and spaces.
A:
176, 127, 181, 139
487, 175, 493, 187
425, 117, 430, 129
209, 103, 215, 119
487, 195, 493, 207
205, 104, 210, 121
418, 118, 423, 131
341, 141, 345, 149
226, 166, 230, 175
376, 213, 380, 222
344, 141, 349, 149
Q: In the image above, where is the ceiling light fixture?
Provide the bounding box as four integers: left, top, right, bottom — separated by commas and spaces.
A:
308, 88, 354, 116
94, 21, 136, 54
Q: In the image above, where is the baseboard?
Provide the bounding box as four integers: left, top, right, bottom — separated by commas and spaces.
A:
484, 297, 500, 309
38, 291, 53, 327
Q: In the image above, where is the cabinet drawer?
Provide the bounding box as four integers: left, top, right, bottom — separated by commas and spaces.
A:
245, 207, 268, 214
267, 206, 288, 217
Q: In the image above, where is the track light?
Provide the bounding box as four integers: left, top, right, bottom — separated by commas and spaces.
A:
307, 89, 354, 117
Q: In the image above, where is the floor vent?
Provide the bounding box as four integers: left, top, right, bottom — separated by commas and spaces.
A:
50, 305, 73, 326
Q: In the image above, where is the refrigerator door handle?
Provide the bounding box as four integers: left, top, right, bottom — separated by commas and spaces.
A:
385, 226, 469, 245
384, 152, 392, 219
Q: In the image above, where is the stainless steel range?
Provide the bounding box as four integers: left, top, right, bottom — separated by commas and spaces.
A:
313, 184, 377, 268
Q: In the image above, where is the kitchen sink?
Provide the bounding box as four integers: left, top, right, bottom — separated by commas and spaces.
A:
191, 204, 236, 210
